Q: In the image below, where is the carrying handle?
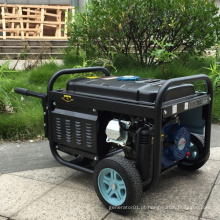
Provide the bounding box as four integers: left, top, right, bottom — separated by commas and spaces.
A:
14, 87, 28, 96
47, 67, 110, 93
15, 67, 109, 98
14, 87, 47, 99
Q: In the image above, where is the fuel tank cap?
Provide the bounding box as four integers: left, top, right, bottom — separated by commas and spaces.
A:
118, 76, 140, 81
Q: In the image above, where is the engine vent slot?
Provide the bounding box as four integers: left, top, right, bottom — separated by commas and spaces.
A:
86, 123, 93, 148
75, 121, 82, 145
52, 109, 98, 154
55, 118, 62, 140
65, 119, 72, 143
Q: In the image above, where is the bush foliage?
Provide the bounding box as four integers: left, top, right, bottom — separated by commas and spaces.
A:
68, 0, 220, 64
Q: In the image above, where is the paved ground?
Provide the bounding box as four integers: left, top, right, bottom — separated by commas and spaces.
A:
0, 59, 63, 71
0, 124, 219, 220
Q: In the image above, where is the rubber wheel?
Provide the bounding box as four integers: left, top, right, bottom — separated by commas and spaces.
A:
93, 155, 143, 214
177, 134, 209, 171
142, 178, 152, 192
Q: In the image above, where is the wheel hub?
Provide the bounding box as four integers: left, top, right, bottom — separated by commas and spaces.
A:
98, 168, 127, 206
111, 183, 116, 189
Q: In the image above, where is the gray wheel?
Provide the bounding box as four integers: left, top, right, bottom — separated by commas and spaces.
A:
177, 134, 209, 170
93, 156, 143, 214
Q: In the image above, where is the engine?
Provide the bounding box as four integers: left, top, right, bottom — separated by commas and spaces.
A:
105, 117, 191, 169
106, 119, 131, 147
162, 122, 190, 168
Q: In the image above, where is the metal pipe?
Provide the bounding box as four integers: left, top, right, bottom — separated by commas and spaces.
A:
47, 67, 110, 93
148, 74, 213, 190
50, 142, 94, 174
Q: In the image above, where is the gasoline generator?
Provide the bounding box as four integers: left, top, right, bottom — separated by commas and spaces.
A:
15, 67, 213, 214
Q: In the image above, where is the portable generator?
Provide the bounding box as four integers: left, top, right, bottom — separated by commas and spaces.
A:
14, 67, 213, 214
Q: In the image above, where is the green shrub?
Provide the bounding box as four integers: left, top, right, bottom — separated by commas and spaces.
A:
205, 58, 220, 92
0, 56, 219, 141
28, 63, 60, 85
0, 60, 19, 113
212, 93, 220, 123
0, 103, 44, 140
68, 0, 220, 65
63, 48, 84, 67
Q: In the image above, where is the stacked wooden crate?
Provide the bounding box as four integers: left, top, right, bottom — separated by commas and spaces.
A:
0, 4, 75, 39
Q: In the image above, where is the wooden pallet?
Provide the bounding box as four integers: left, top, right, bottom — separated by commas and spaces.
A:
0, 4, 75, 39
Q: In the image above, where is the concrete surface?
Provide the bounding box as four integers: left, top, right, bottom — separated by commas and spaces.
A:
0, 124, 219, 220
210, 124, 220, 147
0, 59, 63, 71
0, 141, 62, 173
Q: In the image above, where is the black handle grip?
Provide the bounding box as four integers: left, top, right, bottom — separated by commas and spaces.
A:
14, 87, 46, 99
14, 87, 28, 96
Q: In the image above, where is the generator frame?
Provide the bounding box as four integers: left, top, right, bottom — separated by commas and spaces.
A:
15, 67, 213, 190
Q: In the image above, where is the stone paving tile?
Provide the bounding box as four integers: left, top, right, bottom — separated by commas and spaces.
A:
12, 186, 109, 220
0, 174, 56, 217
200, 218, 217, 220
46, 159, 220, 219
59, 159, 220, 218
215, 173, 220, 185
138, 160, 220, 216
202, 184, 220, 220
211, 124, 220, 147
210, 147, 220, 161
60, 171, 94, 192
105, 209, 198, 220
10, 166, 77, 185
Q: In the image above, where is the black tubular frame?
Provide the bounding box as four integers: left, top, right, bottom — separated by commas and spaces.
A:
47, 67, 110, 174
46, 68, 212, 185
147, 74, 213, 190
47, 67, 110, 92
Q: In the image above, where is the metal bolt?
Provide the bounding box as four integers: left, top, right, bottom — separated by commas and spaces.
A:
93, 109, 96, 112
44, 112, 46, 115
163, 110, 167, 115
53, 102, 56, 106
56, 146, 58, 149
111, 183, 116, 189
94, 156, 98, 161
209, 97, 212, 101
44, 123, 46, 127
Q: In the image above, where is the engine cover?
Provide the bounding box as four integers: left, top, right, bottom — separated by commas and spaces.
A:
105, 119, 131, 146
162, 122, 190, 168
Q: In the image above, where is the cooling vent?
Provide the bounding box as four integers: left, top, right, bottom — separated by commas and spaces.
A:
174, 127, 190, 160
65, 119, 72, 143
52, 109, 98, 153
86, 123, 92, 148
75, 121, 82, 145
55, 118, 62, 140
